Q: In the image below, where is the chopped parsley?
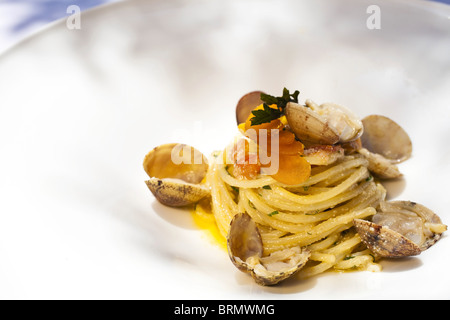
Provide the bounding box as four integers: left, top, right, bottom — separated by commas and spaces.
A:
249, 88, 301, 126
268, 211, 279, 217
250, 104, 283, 126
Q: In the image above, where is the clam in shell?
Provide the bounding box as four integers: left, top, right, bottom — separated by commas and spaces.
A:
235, 91, 265, 125
354, 201, 447, 258
357, 115, 412, 179
303, 144, 345, 166
361, 115, 412, 163
358, 148, 402, 179
227, 212, 310, 286
285, 101, 363, 145
143, 143, 210, 207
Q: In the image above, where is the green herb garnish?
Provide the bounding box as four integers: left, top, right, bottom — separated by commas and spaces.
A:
262, 185, 272, 190
250, 103, 283, 126
268, 211, 279, 217
260, 88, 300, 111
249, 88, 301, 126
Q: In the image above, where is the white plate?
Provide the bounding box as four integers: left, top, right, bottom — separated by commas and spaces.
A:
1, 0, 450, 299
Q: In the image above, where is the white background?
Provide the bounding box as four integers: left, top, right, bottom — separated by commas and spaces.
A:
0, 0, 450, 300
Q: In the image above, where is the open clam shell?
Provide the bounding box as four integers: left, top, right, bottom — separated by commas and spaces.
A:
361, 115, 412, 163
143, 143, 209, 207
227, 212, 310, 286
235, 91, 264, 125
285, 101, 363, 145
354, 201, 447, 258
357, 115, 412, 179
285, 102, 340, 145
353, 219, 422, 257
145, 178, 209, 207
227, 212, 263, 273
378, 201, 446, 251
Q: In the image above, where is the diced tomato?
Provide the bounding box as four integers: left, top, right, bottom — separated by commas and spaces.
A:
231, 138, 261, 180
278, 139, 304, 155
270, 154, 311, 185
278, 129, 296, 145
236, 103, 311, 184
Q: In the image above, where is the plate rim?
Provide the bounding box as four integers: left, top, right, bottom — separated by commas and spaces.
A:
1, 0, 450, 59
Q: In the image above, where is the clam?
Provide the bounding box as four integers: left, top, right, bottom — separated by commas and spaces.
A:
143, 143, 210, 207
358, 148, 402, 179
354, 201, 447, 258
340, 138, 363, 155
303, 145, 345, 166
235, 91, 264, 124
285, 100, 363, 145
361, 115, 412, 163
227, 212, 310, 286
357, 115, 412, 179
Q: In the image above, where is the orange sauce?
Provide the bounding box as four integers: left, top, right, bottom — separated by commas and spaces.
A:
191, 199, 227, 251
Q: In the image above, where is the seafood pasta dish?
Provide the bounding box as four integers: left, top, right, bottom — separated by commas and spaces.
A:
142, 88, 447, 286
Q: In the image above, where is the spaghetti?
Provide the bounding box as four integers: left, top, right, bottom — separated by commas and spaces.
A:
204, 150, 386, 278
144, 89, 446, 285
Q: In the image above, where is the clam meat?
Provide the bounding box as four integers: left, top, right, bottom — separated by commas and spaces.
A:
358, 148, 402, 179
354, 201, 447, 258
303, 144, 345, 166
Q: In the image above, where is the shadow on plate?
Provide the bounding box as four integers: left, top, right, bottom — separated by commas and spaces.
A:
151, 200, 197, 230
380, 257, 423, 273
233, 269, 317, 294
382, 176, 406, 200
232, 255, 423, 293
